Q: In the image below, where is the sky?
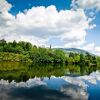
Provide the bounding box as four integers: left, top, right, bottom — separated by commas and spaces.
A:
0, 0, 100, 55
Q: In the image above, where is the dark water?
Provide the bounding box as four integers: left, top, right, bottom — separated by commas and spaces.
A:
0, 62, 100, 100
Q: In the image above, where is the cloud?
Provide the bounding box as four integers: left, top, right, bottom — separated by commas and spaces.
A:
81, 43, 95, 51
12, 6, 90, 40
71, 0, 100, 55
0, 33, 47, 46
72, 0, 100, 11
95, 46, 100, 52
0, 0, 93, 48
0, 0, 12, 12
94, 46, 100, 55
79, 43, 100, 55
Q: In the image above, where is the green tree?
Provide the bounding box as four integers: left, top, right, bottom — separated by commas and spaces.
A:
80, 54, 85, 64
18, 41, 26, 51
53, 49, 66, 63
12, 40, 17, 47
0, 39, 6, 46
26, 42, 32, 51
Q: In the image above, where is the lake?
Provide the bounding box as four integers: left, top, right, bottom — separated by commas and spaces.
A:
0, 62, 100, 100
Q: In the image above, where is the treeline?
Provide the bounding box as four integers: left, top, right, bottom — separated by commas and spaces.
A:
0, 39, 99, 65
67, 52, 97, 66
0, 39, 33, 53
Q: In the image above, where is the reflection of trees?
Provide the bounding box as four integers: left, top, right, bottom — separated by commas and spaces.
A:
65, 64, 99, 76
0, 62, 66, 82
0, 62, 99, 82
80, 65, 88, 75
80, 64, 98, 75
65, 65, 80, 76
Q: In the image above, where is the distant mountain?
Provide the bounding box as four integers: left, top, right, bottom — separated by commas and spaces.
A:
54, 48, 95, 56
60, 48, 88, 54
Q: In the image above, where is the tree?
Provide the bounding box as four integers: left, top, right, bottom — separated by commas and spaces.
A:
0, 39, 6, 46
26, 42, 32, 51
74, 54, 80, 64
67, 57, 75, 64
53, 49, 66, 63
12, 40, 17, 47
18, 41, 26, 51
69, 52, 74, 58
80, 54, 85, 64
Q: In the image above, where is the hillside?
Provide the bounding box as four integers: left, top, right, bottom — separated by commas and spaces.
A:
54, 48, 95, 56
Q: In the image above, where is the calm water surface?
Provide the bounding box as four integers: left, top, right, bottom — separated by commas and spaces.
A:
0, 62, 100, 100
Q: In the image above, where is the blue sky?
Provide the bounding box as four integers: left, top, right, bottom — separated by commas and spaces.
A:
7, 0, 71, 15
0, 0, 100, 55
86, 12, 100, 45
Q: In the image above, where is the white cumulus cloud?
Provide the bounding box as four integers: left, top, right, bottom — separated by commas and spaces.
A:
0, 0, 12, 12
0, 0, 92, 48
72, 0, 100, 11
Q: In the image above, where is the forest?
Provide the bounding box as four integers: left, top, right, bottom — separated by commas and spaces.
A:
0, 39, 99, 66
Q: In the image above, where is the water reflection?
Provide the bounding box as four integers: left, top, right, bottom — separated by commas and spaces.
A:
0, 62, 100, 100
0, 71, 100, 100
0, 62, 99, 82
0, 76, 88, 100
60, 84, 88, 100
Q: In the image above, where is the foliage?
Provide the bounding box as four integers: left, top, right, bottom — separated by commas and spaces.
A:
0, 62, 99, 82
97, 57, 100, 66
0, 39, 98, 65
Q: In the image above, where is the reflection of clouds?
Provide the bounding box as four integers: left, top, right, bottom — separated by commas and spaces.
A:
78, 75, 97, 85
0, 79, 71, 100
0, 77, 88, 100
90, 71, 100, 80
0, 71, 100, 100
0, 83, 88, 100
0, 78, 47, 88
0, 78, 48, 100
78, 71, 100, 85
60, 84, 88, 100
62, 76, 87, 88
62, 71, 100, 87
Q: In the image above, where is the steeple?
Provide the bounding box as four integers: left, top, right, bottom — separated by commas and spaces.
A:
50, 44, 51, 49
